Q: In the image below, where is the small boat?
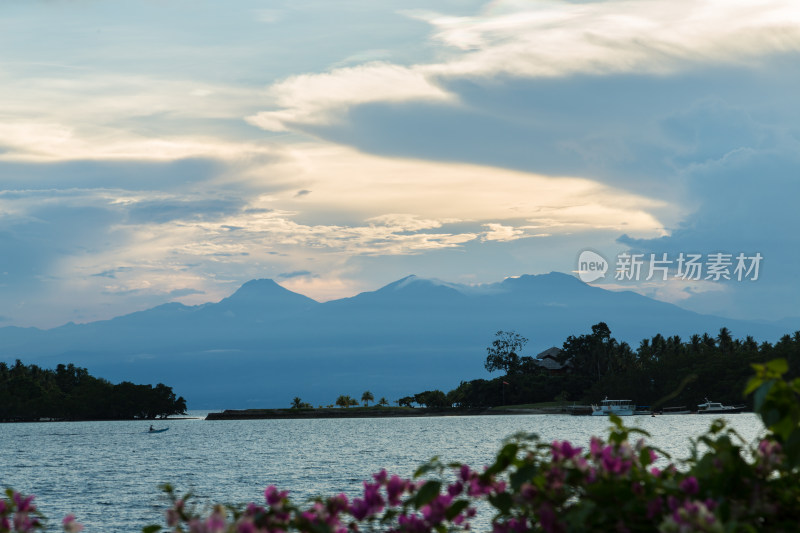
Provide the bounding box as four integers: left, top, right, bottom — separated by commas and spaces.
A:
148, 427, 169, 433
591, 398, 634, 416
634, 405, 652, 415
696, 399, 744, 414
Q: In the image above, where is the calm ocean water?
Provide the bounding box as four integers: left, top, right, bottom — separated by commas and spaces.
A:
0, 412, 764, 532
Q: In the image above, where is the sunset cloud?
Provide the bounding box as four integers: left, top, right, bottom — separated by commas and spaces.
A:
1, 0, 798, 326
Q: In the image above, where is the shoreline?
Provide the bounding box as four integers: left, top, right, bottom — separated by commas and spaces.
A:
205, 406, 573, 420
0, 416, 203, 424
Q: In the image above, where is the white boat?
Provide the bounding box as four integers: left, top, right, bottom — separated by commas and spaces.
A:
591, 397, 634, 416
696, 399, 744, 414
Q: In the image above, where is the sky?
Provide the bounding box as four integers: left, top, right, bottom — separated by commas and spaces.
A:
1, 0, 800, 329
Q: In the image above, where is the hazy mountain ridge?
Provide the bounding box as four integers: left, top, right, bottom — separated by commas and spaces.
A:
0, 273, 792, 409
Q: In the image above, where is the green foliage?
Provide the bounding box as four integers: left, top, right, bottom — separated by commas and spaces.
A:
290, 397, 312, 409
0, 360, 186, 421
335, 395, 358, 408
424, 324, 800, 409
413, 390, 449, 408
485, 330, 528, 375
397, 396, 415, 408
746, 359, 800, 466
361, 390, 374, 407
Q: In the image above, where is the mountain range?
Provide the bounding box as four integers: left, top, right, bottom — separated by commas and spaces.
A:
0, 272, 793, 409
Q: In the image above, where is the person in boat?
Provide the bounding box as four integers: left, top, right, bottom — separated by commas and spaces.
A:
149, 425, 154, 432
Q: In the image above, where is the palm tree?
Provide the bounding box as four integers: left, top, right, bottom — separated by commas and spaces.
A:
361, 390, 374, 407
291, 397, 303, 409
336, 395, 354, 408
378, 397, 388, 407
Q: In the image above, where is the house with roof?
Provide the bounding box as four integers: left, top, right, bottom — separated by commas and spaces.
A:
532, 347, 571, 375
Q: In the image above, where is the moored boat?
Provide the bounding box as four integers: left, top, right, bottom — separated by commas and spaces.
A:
661, 406, 692, 415
148, 427, 169, 433
591, 397, 634, 416
696, 399, 744, 414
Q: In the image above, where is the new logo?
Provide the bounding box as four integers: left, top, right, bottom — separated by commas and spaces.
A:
577, 250, 608, 283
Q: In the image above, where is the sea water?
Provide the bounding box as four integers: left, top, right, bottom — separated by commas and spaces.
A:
0, 412, 764, 532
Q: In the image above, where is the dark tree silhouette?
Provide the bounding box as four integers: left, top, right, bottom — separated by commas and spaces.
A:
485, 331, 529, 375
0, 361, 186, 421
361, 390, 374, 406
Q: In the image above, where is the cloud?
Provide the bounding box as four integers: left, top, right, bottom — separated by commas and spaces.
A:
419, 0, 800, 78
92, 267, 134, 279
482, 223, 546, 242
126, 198, 245, 224
0, 72, 268, 162
239, 0, 800, 323
277, 270, 316, 280
247, 62, 454, 132
168, 288, 206, 298
249, 0, 800, 135
3, 0, 797, 328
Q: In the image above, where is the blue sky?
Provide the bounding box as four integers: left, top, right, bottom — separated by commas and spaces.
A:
1, 0, 799, 328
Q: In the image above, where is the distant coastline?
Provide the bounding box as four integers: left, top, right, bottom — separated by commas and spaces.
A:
205, 406, 569, 420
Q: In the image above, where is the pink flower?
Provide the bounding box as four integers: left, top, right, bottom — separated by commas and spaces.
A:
237, 520, 257, 533
679, 476, 699, 495
551, 440, 582, 462
646, 498, 663, 519
205, 509, 227, 533
447, 481, 464, 497
328, 493, 350, 514
264, 486, 289, 507
166, 508, 180, 528
590, 436, 605, 457
386, 475, 408, 505
350, 482, 385, 520
373, 469, 388, 484
62, 514, 84, 533
420, 494, 452, 524
13, 493, 35, 513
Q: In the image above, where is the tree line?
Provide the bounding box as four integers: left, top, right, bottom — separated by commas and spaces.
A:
406, 323, 800, 409
290, 390, 390, 409
0, 360, 187, 421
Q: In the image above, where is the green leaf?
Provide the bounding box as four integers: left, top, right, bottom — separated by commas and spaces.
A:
414, 457, 441, 478
445, 499, 470, 520
488, 492, 513, 514
639, 447, 652, 467
141, 526, 162, 533
744, 376, 763, 396
752, 381, 774, 413
765, 358, 789, 376
413, 481, 442, 509
509, 464, 539, 490
486, 442, 518, 475
563, 500, 597, 528
709, 419, 726, 434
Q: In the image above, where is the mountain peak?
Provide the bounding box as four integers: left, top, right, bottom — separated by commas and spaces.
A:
220, 278, 319, 308
501, 272, 583, 286
231, 278, 284, 297
378, 275, 463, 293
